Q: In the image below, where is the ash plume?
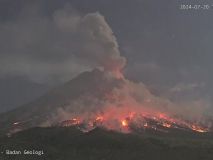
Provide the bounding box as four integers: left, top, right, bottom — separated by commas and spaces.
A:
43, 7, 211, 125
0, 5, 126, 83
0, 4, 212, 134
30, 7, 211, 130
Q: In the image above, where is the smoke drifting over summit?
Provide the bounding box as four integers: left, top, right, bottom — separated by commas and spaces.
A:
0, 5, 126, 83
54, 7, 126, 73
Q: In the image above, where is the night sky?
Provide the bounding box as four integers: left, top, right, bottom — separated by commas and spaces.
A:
0, 0, 213, 113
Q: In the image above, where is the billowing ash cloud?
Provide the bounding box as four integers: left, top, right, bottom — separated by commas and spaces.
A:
0, 5, 126, 83
0, 3, 212, 131
53, 7, 126, 73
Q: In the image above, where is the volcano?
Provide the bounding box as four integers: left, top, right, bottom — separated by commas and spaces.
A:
0, 69, 122, 134
0, 69, 212, 136
1, 69, 213, 160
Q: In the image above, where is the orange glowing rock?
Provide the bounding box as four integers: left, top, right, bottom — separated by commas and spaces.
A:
70, 118, 80, 125
95, 116, 104, 122
162, 123, 171, 128
121, 120, 128, 127
191, 125, 208, 133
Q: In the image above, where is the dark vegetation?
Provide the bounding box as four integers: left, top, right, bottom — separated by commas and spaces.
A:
0, 126, 213, 160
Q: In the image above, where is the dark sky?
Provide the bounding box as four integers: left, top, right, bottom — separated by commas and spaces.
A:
0, 0, 213, 112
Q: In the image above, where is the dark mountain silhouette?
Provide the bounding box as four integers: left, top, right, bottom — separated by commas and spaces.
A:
0, 69, 124, 134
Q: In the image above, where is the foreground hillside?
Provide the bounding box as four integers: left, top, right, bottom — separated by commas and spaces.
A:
0, 127, 213, 160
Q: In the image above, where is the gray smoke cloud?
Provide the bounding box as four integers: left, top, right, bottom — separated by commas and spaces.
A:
0, 5, 126, 84
0, 3, 212, 129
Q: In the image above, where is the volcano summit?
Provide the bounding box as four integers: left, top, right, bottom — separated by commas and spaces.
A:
0, 69, 212, 136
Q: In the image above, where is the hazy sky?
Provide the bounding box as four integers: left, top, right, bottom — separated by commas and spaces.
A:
0, 0, 213, 112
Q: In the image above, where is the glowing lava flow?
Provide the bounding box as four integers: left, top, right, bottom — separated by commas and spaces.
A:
191, 125, 208, 133
57, 111, 210, 134
95, 116, 104, 122
60, 118, 81, 127
121, 119, 128, 127
162, 122, 171, 128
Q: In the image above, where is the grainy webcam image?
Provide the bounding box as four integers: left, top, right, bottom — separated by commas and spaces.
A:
0, 0, 213, 160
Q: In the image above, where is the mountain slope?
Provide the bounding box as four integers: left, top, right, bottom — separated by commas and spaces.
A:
0, 68, 212, 136
0, 69, 124, 134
